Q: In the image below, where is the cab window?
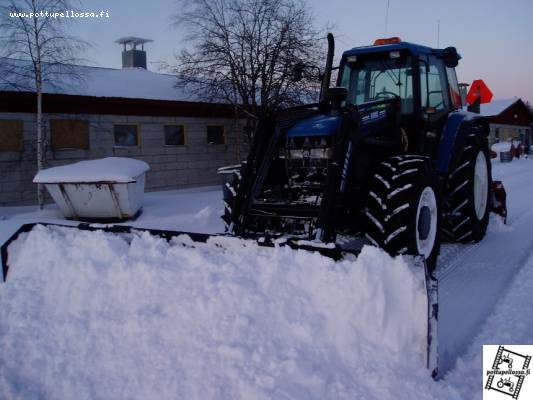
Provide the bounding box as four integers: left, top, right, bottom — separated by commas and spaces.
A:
446, 67, 462, 108
341, 56, 414, 113
420, 57, 450, 111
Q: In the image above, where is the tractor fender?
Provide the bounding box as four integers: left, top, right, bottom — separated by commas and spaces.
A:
436, 110, 489, 174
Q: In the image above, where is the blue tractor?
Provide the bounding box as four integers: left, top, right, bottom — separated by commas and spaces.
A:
223, 35, 500, 268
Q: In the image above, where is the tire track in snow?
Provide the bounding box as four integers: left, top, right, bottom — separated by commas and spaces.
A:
436, 159, 533, 375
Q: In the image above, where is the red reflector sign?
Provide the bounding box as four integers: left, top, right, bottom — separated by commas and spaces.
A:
466, 79, 493, 105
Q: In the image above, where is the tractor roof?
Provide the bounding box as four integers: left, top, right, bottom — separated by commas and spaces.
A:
342, 41, 445, 58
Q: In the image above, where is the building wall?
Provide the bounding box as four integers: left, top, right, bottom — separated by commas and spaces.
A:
0, 112, 246, 206
488, 123, 531, 144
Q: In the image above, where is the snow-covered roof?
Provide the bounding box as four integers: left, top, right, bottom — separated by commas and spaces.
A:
0, 58, 202, 102
61, 67, 190, 101
479, 98, 519, 117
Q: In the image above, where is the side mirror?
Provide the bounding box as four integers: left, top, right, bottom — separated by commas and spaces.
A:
443, 47, 460, 68
326, 86, 348, 103
326, 87, 348, 114
292, 62, 304, 82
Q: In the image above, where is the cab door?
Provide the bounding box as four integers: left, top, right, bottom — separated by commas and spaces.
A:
419, 56, 452, 156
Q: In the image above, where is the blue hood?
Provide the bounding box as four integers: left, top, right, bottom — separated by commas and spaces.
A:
287, 114, 341, 137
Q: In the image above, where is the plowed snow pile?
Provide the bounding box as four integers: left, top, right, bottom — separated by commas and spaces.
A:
0, 225, 445, 399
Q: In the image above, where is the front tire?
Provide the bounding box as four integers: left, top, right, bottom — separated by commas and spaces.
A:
365, 155, 442, 269
443, 129, 491, 243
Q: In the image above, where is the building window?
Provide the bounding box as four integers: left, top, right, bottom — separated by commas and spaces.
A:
164, 125, 186, 146
207, 125, 225, 145
0, 120, 23, 151
495, 128, 500, 140
50, 119, 89, 150
114, 124, 139, 146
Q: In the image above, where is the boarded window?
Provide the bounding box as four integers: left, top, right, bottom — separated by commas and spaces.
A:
0, 120, 23, 152
207, 125, 225, 145
164, 125, 186, 146
114, 124, 139, 146
50, 119, 89, 150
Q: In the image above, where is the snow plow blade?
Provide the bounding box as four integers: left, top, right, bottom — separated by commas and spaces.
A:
0, 222, 439, 377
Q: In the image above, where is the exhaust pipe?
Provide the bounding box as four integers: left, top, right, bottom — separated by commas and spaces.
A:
319, 33, 335, 103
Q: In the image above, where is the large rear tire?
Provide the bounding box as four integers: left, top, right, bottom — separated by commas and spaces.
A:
365, 155, 442, 269
443, 129, 491, 243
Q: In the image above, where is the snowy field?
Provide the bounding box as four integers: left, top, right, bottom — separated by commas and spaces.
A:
1, 157, 533, 399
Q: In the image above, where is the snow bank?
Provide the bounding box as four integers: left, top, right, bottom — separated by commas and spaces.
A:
33, 157, 150, 184
487, 213, 512, 233
0, 225, 434, 400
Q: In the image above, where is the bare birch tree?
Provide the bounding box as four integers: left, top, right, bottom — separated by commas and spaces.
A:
0, 0, 86, 208
172, 0, 325, 122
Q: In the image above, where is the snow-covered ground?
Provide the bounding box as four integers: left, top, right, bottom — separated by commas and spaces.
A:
436, 156, 533, 374
443, 250, 533, 400
1, 157, 533, 399
0, 185, 223, 246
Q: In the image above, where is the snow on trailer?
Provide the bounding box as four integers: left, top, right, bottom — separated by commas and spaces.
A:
0, 224, 435, 399
33, 157, 150, 221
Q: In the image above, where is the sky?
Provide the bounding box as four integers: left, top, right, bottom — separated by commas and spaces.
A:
68, 0, 533, 103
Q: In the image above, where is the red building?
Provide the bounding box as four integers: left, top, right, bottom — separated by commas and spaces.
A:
480, 98, 533, 145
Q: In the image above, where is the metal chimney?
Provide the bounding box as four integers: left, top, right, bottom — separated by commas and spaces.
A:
115, 37, 153, 69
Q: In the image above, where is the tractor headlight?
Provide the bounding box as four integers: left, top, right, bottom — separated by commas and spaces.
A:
286, 135, 332, 159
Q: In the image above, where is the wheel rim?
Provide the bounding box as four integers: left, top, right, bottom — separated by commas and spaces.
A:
416, 186, 438, 258
474, 151, 489, 220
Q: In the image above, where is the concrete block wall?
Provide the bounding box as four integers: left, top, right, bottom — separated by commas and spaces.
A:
0, 112, 248, 206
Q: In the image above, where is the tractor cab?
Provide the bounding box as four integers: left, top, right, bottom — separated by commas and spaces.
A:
338, 37, 462, 155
